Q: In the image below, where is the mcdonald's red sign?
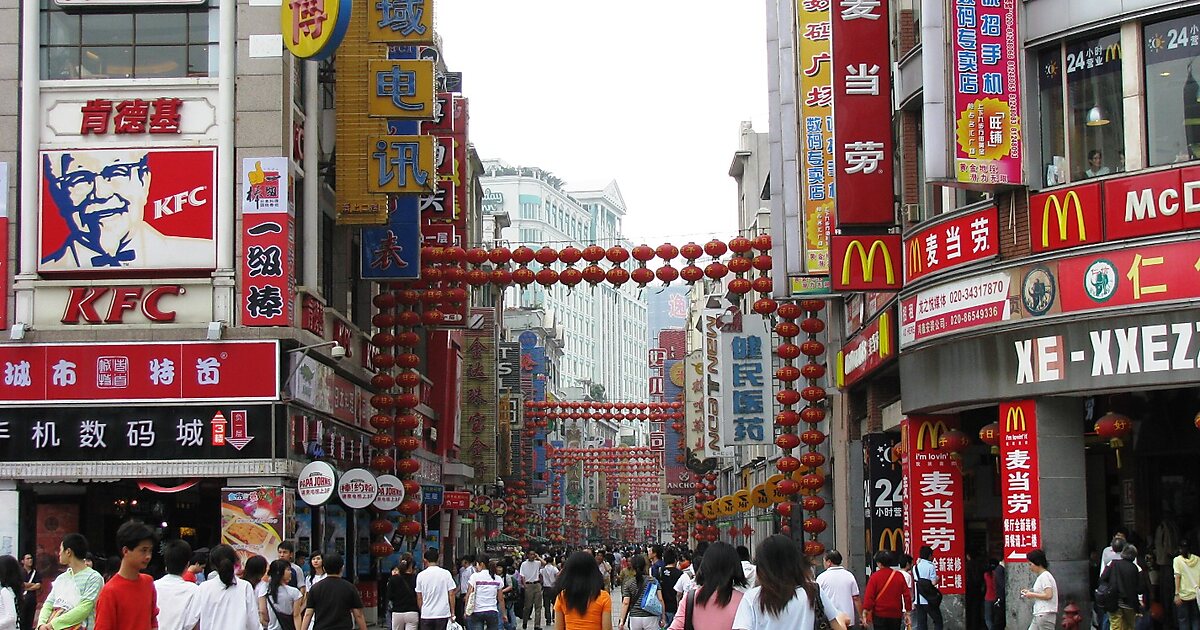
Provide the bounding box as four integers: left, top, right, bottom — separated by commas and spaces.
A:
1028, 183, 1103, 253
903, 416, 966, 594
831, 235, 902, 291
999, 400, 1042, 562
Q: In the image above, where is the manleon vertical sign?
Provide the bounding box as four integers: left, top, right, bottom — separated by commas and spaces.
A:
902, 416, 966, 594
863, 433, 904, 570
999, 400, 1042, 562
460, 308, 497, 481
703, 303, 734, 458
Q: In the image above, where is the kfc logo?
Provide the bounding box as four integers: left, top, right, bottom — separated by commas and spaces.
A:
39, 147, 217, 273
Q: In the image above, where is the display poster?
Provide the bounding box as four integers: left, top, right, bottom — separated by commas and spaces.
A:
220, 487, 284, 565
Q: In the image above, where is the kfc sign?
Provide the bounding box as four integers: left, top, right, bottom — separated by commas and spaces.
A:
39, 147, 217, 273
57, 285, 184, 324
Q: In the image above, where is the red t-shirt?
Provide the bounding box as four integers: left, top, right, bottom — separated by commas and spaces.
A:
93, 573, 158, 630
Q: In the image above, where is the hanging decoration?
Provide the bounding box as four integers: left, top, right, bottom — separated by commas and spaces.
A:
1094, 412, 1133, 468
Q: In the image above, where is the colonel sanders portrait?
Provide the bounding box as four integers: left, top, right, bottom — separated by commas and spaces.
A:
41, 149, 211, 270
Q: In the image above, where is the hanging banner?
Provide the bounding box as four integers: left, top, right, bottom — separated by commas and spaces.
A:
952, 0, 1023, 185
664, 359, 691, 496
221, 487, 284, 565
863, 433, 903, 571
241, 158, 293, 326
902, 416, 966, 595
999, 400, 1042, 562
684, 348, 706, 458
460, 307, 498, 481
702, 302, 734, 458
719, 310, 773, 446
831, 0, 895, 225
797, 0, 833, 272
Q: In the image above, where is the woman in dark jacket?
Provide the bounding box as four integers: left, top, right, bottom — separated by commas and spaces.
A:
1100, 544, 1147, 630
388, 553, 420, 630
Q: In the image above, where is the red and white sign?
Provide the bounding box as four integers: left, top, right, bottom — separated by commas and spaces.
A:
900, 271, 1013, 347
337, 468, 379, 509
999, 400, 1042, 562
838, 308, 894, 388
0, 340, 278, 404
0, 163, 8, 330
240, 158, 293, 327
442, 490, 471, 510
79, 98, 183, 135
903, 206, 999, 284
903, 416, 966, 594
831, 0, 895, 226
298, 461, 337, 506
372, 474, 405, 511
1029, 183, 1104, 253
1104, 167, 1200, 240
39, 147, 217, 273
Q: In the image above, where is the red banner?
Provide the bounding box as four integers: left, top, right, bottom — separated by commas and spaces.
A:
442, 490, 470, 510
831, 0, 895, 225
903, 416, 966, 594
999, 400, 1042, 562
838, 307, 894, 388
0, 341, 278, 403
903, 206, 999, 284
1057, 239, 1200, 312
240, 157, 293, 327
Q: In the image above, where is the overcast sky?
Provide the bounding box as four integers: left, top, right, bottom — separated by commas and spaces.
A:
435, 1, 770, 246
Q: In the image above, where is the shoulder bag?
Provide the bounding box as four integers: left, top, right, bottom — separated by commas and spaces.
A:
813, 585, 832, 630
683, 589, 696, 630
639, 578, 664, 617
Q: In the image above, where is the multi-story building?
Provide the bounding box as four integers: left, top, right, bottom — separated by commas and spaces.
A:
482, 160, 649, 402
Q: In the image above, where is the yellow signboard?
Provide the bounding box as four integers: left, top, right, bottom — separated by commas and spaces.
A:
368, 59, 436, 119
750, 483, 773, 509
281, 0, 351, 60
734, 489, 752, 513
367, 135, 436, 194
797, 0, 834, 273
368, 0, 436, 44
334, 3, 388, 225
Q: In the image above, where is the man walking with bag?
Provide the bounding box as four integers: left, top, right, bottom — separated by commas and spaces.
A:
913, 546, 944, 630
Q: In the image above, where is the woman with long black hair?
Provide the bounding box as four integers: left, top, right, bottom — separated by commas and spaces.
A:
668, 542, 746, 630
260, 559, 302, 630
618, 555, 663, 630
467, 557, 505, 630
733, 535, 848, 630
0, 555, 23, 630
554, 551, 612, 630
387, 553, 420, 630
193, 545, 261, 630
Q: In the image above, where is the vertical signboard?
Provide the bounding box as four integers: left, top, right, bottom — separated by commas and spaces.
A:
334, 1, 388, 224
0, 163, 7, 330
360, 197, 422, 280
460, 307, 497, 482
367, 0, 435, 44
684, 349, 706, 458
240, 158, 293, 327
702, 304, 733, 458
719, 311, 773, 446
863, 433, 904, 569
952, 0, 1023, 185
999, 400, 1042, 562
902, 416, 966, 594
797, 0, 833, 272
831, 0, 895, 225
664, 359, 691, 496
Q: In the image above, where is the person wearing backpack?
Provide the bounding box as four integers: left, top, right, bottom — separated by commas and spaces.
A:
1099, 545, 1145, 630
912, 546, 944, 630
618, 556, 663, 630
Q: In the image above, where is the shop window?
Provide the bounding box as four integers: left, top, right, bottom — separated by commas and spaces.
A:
1145, 12, 1200, 166
40, 0, 218, 79
1038, 33, 1126, 185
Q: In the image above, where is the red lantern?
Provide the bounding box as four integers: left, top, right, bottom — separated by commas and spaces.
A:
631, 267, 656, 286
397, 458, 420, 474
370, 414, 394, 430
803, 517, 827, 534
777, 456, 801, 472
800, 451, 826, 468
751, 254, 772, 271
582, 245, 606, 263
801, 363, 826, 379
680, 242, 703, 261
370, 433, 395, 449
728, 256, 752, 273
777, 502, 794, 517
605, 246, 630, 264
398, 499, 422, 515
776, 365, 801, 382
799, 474, 824, 490
535, 246, 559, 265
979, 422, 1000, 454
606, 267, 630, 286
395, 436, 421, 451
776, 344, 801, 360
801, 386, 826, 402
371, 541, 394, 558
801, 495, 826, 511
370, 519, 394, 536
729, 236, 753, 253
680, 264, 704, 283
800, 430, 826, 446
704, 262, 729, 280
560, 267, 583, 287
800, 406, 826, 424
775, 433, 801, 450
511, 267, 535, 286
535, 268, 559, 286
370, 454, 395, 472
775, 410, 800, 427
581, 264, 606, 285
775, 321, 800, 338
938, 429, 972, 455
800, 340, 825, 356
511, 245, 535, 265
632, 244, 656, 262
488, 247, 512, 265
395, 414, 420, 430
777, 479, 801, 495
751, 276, 773, 293
656, 265, 680, 284
753, 298, 778, 315
776, 389, 801, 406
398, 520, 423, 537
1095, 412, 1134, 467
804, 540, 826, 556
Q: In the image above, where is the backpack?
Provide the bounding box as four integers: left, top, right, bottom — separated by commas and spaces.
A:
640, 579, 664, 616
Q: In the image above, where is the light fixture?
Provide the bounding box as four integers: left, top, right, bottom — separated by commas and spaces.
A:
280, 341, 346, 397
206, 321, 224, 341
9, 323, 28, 341
1086, 105, 1110, 126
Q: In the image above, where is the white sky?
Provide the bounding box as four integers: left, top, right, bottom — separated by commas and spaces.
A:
435, 1, 770, 245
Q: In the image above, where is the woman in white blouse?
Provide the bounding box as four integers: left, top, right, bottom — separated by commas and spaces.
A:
194, 545, 262, 630
0, 555, 22, 630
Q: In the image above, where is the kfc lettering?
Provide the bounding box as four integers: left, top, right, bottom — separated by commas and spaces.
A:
153, 186, 208, 219
61, 285, 183, 324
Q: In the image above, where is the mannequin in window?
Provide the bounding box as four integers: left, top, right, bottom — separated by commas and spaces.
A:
1085, 150, 1112, 178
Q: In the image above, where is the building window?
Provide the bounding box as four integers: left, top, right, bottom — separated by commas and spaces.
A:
1145, 12, 1200, 166
1038, 32, 1125, 185
41, 0, 219, 79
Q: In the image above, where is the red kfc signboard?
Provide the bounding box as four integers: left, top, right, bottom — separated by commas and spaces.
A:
999, 400, 1042, 562
903, 206, 999, 284
832, 0, 895, 225
903, 416, 966, 594
39, 147, 217, 273
0, 341, 278, 404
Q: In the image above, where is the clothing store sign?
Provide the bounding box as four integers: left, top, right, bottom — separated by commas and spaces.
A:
0, 404, 275, 461
999, 400, 1042, 562
902, 416, 966, 594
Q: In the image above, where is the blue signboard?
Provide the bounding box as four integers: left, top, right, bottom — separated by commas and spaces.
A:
421, 484, 444, 506
360, 196, 421, 279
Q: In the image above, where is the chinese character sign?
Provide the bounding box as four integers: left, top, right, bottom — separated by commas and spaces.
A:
684, 349, 706, 457
460, 307, 498, 482
368, 135, 436, 194
368, 0, 435, 44
999, 400, 1042, 562
719, 312, 773, 446
281, 0, 352, 60
953, 0, 1023, 185
79, 98, 184, 135
241, 158, 294, 327
831, 0, 896, 226
902, 416, 966, 594
368, 59, 436, 119
902, 205, 999, 284
361, 196, 422, 280
863, 433, 904, 567
798, 0, 834, 272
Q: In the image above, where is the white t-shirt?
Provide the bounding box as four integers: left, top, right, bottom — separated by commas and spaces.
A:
540, 564, 560, 588
195, 577, 261, 630
0, 586, 18, 630
1031, 571, 1058, 616
256, 581, 302, 630
675, 571, 696, 595
740, 561, 759, 591
306, 573, 327, 590
469, 570, 504, 613
732, 585, 841, 630
416, 565, 458, 619
520, 560, 542, 584
154, 574, 201, 630
816, 566, 859, 623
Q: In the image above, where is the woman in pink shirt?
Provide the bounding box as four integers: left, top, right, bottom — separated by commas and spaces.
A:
669, 543, 747, 630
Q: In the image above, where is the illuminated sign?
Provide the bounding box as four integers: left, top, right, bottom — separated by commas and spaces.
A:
1029, 184, 1103, 252
903, 205, 999, 284
281, 0, 351, 61
832, 235, 902, 291
368, 59, 436, 119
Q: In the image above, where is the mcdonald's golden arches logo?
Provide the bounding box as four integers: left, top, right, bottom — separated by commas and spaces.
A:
1005, 405, 1027, 433
878, 527, 904, 552
914, 420, 949, 452
833, 235, 902, 291
1029, 183, 1101, 253
909, 238, 922, 274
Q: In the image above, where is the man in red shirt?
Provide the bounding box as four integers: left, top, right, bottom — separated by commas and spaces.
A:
93, 521, 159, 630
863, 551, 912, 630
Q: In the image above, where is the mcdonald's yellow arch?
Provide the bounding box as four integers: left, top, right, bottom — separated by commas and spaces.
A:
1006, 406, 1027, 432
878, 528, 904, 551
1042, 190, 1087, 248
281, 0, 352, 61
841, 239, 896, 285
915, 420, 949, 451
909, 238, 922, 274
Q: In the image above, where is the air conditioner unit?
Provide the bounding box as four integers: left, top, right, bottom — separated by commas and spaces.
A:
902, 203, 923, 223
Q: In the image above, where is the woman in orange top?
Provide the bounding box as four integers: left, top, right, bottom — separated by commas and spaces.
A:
555, 551, 613, 630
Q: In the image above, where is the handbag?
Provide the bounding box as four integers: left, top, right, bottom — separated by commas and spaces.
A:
466, 588, 477, 616
683, 590, 696, 630
639, 579, 664, 617
813, 586, 832, 630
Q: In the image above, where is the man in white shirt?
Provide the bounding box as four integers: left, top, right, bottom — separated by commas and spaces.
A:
519, 551, 544, 630
278, 541, 307, 597
540, 555, 560, 625
416, 548, 458, 630
154, 540, 201, 630
816, 550, 861, 629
